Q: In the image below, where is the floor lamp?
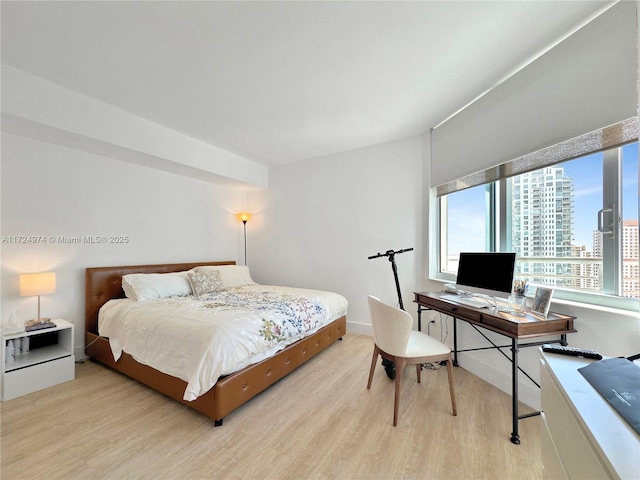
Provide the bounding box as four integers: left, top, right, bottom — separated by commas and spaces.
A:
236, 213, 251, 265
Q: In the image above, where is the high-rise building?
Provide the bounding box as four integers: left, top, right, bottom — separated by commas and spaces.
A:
512, 166, 573, 287
590, 220, 639, 297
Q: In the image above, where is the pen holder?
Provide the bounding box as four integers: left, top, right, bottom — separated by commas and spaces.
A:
508, 294, 526, 315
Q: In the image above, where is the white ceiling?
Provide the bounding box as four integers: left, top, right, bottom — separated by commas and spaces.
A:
1, 1, 614, 166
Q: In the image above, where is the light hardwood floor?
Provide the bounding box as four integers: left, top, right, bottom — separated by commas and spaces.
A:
1, 333, 542, 479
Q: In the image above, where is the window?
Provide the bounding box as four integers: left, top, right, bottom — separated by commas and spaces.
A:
436, 130, 639, 312
439, 184, 488, 275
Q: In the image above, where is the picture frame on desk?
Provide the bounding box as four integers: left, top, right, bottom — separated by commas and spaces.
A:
532, 287, 553, 317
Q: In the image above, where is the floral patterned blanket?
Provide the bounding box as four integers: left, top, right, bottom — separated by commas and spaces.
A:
98, 285, 348, 401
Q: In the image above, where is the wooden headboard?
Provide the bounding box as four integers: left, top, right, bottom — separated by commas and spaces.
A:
85, 261, 235, 334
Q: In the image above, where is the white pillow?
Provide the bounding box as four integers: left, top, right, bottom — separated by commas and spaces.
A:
122, 271, 192, 301
193, 265, 256, 289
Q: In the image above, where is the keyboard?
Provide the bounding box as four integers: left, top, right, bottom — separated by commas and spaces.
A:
441, 294, 488, 309
542, 344, 603, 360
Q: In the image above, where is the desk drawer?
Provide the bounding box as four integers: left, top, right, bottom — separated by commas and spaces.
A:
481, 315, 520, 336
421, 296, 483, 322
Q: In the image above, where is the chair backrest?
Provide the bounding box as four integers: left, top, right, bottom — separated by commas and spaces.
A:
367, 295, 413, 356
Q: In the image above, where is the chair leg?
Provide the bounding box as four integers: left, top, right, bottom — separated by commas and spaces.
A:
367, 346, 379, 390
446, 355, 457, 416
393, 358, 407, 426
416, 363, 421, 383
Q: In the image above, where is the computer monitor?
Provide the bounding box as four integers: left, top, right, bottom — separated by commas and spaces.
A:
455, 252, 516, 297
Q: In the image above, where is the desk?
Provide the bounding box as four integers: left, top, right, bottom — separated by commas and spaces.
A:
414, 291, 577, 444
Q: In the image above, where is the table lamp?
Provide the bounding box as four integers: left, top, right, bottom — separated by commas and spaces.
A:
19, 272, 56, 322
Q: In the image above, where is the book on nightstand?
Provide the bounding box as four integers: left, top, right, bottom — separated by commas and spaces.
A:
24, 319, 57, 332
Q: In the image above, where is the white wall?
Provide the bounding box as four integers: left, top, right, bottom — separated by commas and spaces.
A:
1, 132, 247, 353
248, 137, 423, 333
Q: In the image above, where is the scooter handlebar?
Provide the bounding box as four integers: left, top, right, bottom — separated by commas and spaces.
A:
367, 247, 413, 259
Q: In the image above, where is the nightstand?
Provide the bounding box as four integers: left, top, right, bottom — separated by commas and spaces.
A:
1, 319, 75, 400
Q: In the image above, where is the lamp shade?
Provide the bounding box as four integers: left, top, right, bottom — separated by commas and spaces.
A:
20, 272, 56, 297
236, 212, 252, 222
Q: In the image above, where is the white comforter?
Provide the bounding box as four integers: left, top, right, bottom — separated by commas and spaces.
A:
98, 284, 348, 401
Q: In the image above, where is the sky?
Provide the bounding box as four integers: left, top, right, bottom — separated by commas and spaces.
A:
447, 142, 638, 254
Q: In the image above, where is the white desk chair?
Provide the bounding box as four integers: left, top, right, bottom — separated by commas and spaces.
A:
367, 295, 457, 426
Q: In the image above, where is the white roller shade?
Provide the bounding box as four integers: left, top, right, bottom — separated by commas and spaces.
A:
431, 1, 637, 189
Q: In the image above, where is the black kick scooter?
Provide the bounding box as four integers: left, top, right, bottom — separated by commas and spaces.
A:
368, 247, 414, 379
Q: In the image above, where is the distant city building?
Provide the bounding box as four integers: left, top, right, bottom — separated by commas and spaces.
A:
511, 164, 638, 299
591, 220, 639, 297
622, 220, 639, 298
571, 245, 598, 292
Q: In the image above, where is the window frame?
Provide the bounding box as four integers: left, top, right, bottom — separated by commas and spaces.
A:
430, 119, 639, 313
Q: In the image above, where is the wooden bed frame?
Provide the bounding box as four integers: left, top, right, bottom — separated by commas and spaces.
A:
84, 261, 347, 426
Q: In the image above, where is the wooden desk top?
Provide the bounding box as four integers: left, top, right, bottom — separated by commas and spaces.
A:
414, 291, 577, 339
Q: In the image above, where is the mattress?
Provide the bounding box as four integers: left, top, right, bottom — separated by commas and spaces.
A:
98, 284, 348, 401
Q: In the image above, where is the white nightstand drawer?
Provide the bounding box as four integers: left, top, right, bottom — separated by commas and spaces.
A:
2, 355, 75, 401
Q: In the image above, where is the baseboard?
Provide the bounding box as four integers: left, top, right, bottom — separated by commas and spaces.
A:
346, 320, 372, 336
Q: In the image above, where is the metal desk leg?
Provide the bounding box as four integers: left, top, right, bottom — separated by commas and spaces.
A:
510, 338, 520, 445
453, 317, 459, 367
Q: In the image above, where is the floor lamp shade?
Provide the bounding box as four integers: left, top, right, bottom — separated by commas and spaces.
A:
236, 212, 252, 223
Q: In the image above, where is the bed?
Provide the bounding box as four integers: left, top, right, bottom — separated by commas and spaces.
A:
85, 261, 347, 425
